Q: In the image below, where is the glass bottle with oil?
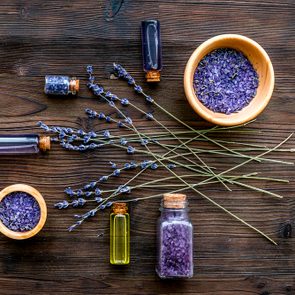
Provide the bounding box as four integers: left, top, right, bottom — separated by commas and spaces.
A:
110, 202, 130, 265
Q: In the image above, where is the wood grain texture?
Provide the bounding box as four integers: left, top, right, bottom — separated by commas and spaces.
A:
0, 0, 294, 294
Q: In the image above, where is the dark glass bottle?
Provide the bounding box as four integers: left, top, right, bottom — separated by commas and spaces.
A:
156, 193, 193, 279
141, 20, 162, 82
44, 75, 79, 96
0, 135, 50, 154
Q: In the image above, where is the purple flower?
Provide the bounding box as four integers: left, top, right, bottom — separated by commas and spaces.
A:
127, 145, 135, 154
134, 85, 143, 93
151, 163, 158, 170
120, 138, 128, 145
121, 98, 129, 106
95, 188, 102, 196
141, 139, 149, 146
110, 161, 117, 169
146, 112, 154, 120
145, 95, 154, 103
103, 130, 111, 139
95, 197, 103, 203
125, 117, 133, 125
86, 65, 93, 74
98, 112, 106, 120
113, 169, 121, 177
99, 176, 108, 182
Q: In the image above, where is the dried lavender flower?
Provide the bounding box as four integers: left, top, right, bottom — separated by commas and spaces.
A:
193, 48, 259, 114
0, 192, 41, 232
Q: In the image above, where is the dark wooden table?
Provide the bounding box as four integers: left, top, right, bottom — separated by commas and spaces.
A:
0, 1, 294, 294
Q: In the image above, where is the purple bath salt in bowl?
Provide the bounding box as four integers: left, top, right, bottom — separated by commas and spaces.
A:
193, 48, 259, 114
0, 192, 41, 232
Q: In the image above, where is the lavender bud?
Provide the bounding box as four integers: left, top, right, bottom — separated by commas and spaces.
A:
117, 121, 124, 128
127, 145, 135, 154
141, 139, 149, 146
95, 188, 102, 196
76, 189, 83, 197
121, 98, 129, 106
145, 112, 154, 120
95, 196, 103, 203
109, 101, 115, 108
86, 65, 93, 74
110, 161, 117, 169
134, 85, 143, 93
120, 138, 128, 145
64, 187, 74, 196
103, 130, 111, 139
84, 191, 92, 198
78, 198, 86, 206
98, 112, 106, 120
125, 117, 133, 125
151, 163, 158, 170
167, 163, 176, 169
106, 201, 113, 208
145, 95, 154, 103
99, 176, 108, 182
113, 169, 121, 177
105, 116, 112, 123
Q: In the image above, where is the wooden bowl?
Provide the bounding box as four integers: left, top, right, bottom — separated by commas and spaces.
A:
0, 184, 47, 240
184, 34, 275, 126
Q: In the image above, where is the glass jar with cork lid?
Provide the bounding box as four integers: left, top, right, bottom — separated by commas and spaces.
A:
156, 193, 193, 279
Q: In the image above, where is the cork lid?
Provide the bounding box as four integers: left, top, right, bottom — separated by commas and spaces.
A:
146, 70, 161, 82
38, 136, 51, 152
69, 78, 79, 93
112, 202, 128, 214
163, 193, 187, 209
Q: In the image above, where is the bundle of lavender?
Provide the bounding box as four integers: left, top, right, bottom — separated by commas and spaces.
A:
38, 64, 293, 244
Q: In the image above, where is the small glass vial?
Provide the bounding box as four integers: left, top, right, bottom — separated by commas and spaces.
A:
44, 75, 79, 96
110, 202, 130, 265
0, 134, 50, 155
156, 193, 193, 279
141, 20, 162, 82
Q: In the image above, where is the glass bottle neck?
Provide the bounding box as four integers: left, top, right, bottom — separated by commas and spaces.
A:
160, 207, 189, 220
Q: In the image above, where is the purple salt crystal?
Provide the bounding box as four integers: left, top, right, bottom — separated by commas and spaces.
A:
194, 48, 259, 114
0, 192, 41, 232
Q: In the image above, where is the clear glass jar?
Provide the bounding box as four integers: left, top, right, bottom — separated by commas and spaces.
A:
44, 75, 79, 96
156, 193, 193, 279
110, 202, 130, 265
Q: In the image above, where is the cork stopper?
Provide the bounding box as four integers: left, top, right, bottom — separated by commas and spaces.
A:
69, 78, 79, 94
145, 70, 161, 82
112, 202, 128, 214
163, 193, 187, 209
38, 136, 51, 152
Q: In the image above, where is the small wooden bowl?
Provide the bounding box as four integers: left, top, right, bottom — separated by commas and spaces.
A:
0, 184, 47, 240
184, 34, 275, 126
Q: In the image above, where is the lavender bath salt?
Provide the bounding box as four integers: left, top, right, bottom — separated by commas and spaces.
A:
156, 194, 193, 279
194, 48, 259, 114
0, 192, 40, 232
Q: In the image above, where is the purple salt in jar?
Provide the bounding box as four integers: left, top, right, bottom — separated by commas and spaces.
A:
156, 193, 193, 279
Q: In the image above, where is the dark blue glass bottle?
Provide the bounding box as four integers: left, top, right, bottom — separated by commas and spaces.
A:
141, 20, 162, 82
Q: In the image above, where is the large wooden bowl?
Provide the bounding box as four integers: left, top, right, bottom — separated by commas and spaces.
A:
0, 184, 47, 240
184, 34, 275, 126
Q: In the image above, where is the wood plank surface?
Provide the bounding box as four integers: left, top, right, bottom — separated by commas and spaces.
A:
0, 0, 294, 294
